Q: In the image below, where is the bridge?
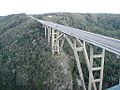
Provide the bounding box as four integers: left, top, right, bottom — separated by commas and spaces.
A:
29, 16, 120, 90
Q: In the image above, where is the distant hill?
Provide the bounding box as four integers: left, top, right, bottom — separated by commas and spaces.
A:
0, 16, 5, 21
34, 13, 120, 39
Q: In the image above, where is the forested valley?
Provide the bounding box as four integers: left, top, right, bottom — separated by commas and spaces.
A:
0, 13, 120, 90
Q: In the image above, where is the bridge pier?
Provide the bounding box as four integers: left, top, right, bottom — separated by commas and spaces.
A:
47, 26, 51, 43
65, 35, 86, 90
51, 29, 60, 54
89, 45, 105, 90
43, 26, 105, 90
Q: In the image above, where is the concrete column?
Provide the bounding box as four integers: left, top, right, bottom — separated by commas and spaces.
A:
44, 26, 47, 38
64, 36, 86, 90
47, 27, 51, 43
51, 29, 60, 54
88, 45, 105, 90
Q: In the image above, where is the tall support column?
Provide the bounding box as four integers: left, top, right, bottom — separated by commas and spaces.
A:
73, 39, 86, 90
44, 26, 47, 38
59, 35, 65, 52
83, 41, 97, 90
51, 29, 60, 54
54, 32, 65, 53
47, 27, 51, 43
99, 48, 105, 90
88, 45, 105, 90
65, 35, 86, 90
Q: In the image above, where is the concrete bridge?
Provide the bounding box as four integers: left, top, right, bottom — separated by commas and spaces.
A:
29, 16, 120, 90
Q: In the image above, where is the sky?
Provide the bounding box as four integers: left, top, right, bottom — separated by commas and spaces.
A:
0, 0, 120, 16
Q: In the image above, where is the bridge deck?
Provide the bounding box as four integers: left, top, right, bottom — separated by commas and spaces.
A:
31, 16, 120, 55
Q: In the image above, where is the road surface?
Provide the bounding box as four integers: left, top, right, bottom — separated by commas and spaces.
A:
30, 16, 120, 55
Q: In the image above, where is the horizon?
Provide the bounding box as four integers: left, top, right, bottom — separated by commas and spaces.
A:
0, 0, 120, 16
1, 12, 120, 17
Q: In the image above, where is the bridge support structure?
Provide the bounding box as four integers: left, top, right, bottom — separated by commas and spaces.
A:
43, 25, 105, 90
88, 45, 105, 90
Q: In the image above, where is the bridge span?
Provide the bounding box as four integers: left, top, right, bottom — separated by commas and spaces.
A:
29, 16, 120, 90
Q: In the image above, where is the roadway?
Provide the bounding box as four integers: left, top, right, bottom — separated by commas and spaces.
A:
30, 16, 120, 55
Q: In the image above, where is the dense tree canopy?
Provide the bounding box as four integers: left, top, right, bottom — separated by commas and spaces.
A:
34, 13, 120, 89
0, 13, 120, 90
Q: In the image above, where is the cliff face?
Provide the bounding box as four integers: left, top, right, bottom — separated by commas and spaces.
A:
0, 14, 73, 90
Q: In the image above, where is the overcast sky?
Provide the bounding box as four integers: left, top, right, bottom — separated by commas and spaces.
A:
0, 0, 120, 16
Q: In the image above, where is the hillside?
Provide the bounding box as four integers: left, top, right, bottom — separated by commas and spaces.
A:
0, 16, 5, 21
0, 13, 120, 90
34, 13, 120, 39
34, 13, 120, 89
0, 13, 73, 90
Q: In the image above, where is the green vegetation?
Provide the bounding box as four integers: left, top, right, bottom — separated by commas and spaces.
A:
0, 13, 120, 90
0, 13, 73, 90
34, 13, 120, 39
34, 13, 120, 89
